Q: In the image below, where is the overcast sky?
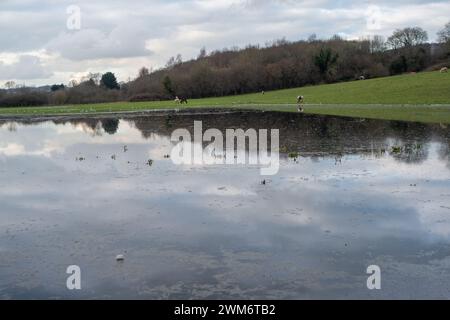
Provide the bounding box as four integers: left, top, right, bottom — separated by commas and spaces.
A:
1, 0, 449, 86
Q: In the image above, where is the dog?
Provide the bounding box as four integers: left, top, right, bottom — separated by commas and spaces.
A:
297, 95, 305, 113
180, 97, 188, 104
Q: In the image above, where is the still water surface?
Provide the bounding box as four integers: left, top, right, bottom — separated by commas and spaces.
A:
0, 111, 450, 299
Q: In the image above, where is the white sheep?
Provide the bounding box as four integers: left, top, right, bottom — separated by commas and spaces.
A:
440, 67, 448, 73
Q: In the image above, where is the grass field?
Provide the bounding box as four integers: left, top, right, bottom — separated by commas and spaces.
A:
1, 71, 450, 123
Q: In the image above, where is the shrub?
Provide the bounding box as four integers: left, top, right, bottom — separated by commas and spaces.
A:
0, 91, 48, 108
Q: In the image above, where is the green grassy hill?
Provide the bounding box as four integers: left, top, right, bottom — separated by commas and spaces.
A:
240, 71, 450, 105
175, 70, 449, 106
1, 71, 450, 123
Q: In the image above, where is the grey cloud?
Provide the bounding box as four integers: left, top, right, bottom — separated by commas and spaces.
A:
0, 55, 52, 80
47, 24, 153, 61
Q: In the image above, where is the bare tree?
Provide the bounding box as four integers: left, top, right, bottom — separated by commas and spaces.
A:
165, 54, 183, 68
91, 73, 102, 85
307, 34, 318, 43
175, 54, 183, 65
165, 56, 176, 68
387, 27, 428, 49
68, 80, 78, 88
198, 47, 207, 59
138, 67, 150, 78
4, 81, 16, 89
370, 35, 386, 53
437, 21, 450, 43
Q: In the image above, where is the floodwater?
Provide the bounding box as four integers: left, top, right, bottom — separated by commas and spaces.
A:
0, 110, 450, 299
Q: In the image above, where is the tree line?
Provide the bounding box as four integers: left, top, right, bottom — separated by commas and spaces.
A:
1, 23, 449, 108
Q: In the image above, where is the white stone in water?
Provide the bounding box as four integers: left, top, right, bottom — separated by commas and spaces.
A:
116, 254, 125, 262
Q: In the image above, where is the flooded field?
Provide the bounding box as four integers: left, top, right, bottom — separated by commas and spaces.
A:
1, 111, 450, 299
